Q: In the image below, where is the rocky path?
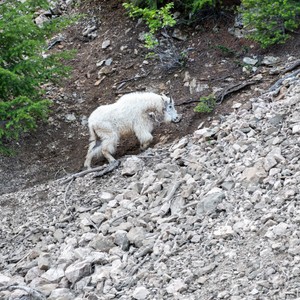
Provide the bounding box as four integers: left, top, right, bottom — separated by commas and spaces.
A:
1, 79, 300, 299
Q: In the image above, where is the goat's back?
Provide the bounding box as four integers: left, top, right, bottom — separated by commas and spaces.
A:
89, 92, 164, 126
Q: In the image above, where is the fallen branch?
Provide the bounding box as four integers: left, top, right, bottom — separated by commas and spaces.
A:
116, 72, 150, 90
176, 80, 259, 107
268, 69, 300, 94
60, 162, 119, 184
0, 285, 46, 300
281, 59, 300, 74
61, 166, 106, 184
215, 80, 258, 104
93, 160, 120, 178
176, 98, 200, 106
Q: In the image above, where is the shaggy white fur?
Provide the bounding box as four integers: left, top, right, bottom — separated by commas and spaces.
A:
84, 92, 181, 168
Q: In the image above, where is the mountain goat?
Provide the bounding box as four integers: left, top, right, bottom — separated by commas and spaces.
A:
84, 92, 182, 168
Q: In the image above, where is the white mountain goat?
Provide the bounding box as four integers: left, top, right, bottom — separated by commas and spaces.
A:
84, 92, 182, 168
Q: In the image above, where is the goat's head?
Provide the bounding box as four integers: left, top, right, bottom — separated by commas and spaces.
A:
162, 95, 182, 123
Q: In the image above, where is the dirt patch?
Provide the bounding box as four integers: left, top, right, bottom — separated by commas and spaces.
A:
1, 0, 299, 195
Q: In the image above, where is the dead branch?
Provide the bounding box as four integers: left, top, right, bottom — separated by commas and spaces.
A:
215, 80, 258, 104
177, 79, 259, 107
61, 166, 106, 184
93, 160, 120, 178
176, 99, 200, 106
61, 161, 119, 185
0, 285, 46, 300
281, 59, 300, 74
268, 69, 300, 94
116, 72, 150, 90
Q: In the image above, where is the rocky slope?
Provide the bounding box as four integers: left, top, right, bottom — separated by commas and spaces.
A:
1, 76, 300, 299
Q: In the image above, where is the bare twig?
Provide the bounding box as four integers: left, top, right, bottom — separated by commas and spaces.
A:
93, 160, 120, 178
0, 285, 46, 300
116, 72, 150, 90
60, 161, 119, 184
176, 99, 200, 106
60, 165, 107, 184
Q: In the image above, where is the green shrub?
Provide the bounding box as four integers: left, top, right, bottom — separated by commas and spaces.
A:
241, 0, 300, 48
194, 94, 216, 113
180, 0, 217, 14
0, 0, 75, 153
123, 2, 176, 48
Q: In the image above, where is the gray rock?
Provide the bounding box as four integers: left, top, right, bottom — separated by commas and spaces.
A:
122, 156, 145, 176
196, 188, 225, 215
37, 254, 51, 271
127, 227, 146, 248
41, 265, 65, 283
261, 56, 280, 66
243, 57, 258, 65
102, 39, 111, 49
114, 230, 130, 251
65, 260, 92, 284
132, 286, 150, 299
48, 288, 74, 300
89, 234, 115, 252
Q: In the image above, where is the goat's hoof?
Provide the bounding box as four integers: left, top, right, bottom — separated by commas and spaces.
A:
110, 160, 120, 168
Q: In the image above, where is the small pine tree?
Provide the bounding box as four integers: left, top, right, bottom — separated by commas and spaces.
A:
0, 0, 75, 153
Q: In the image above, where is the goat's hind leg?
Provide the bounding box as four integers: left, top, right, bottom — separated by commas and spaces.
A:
101, 133, 119, 164
84, 139, 102, 169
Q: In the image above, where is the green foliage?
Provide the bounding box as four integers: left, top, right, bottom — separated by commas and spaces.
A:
0, 0, 75, 153
194, 94, 216, 113
181, 0, 217, 14
123, 2, 176, 48
241, 0, 300, 48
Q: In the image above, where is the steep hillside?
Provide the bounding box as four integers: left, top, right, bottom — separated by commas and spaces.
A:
1, 0, 300, 194
1, 76, 300, 299
1, 1, 300, 299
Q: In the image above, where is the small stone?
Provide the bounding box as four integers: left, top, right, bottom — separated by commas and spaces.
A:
41, 265, 65, 283
232, 102, 242, 109
132, 286, 150, 299
102, 39, 111, 49
0, 273, 11, 286
89, 234, 115, 252
65, 261, 92, 284
38, 254, 51, 271
261, 56, 280, 66
127, 227, 146, 248
114, 230, 130, 251
292, 124, 300, 134
243, 57, 258, 65
53, 229, 64, 243
214, 225, 234, 238
272, 222, 288, 236
166, 278, 187, 294
196, 187, 225, 215
122, 156, 144, 176
48, 288, 74, 300
65, 113, 76, 122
